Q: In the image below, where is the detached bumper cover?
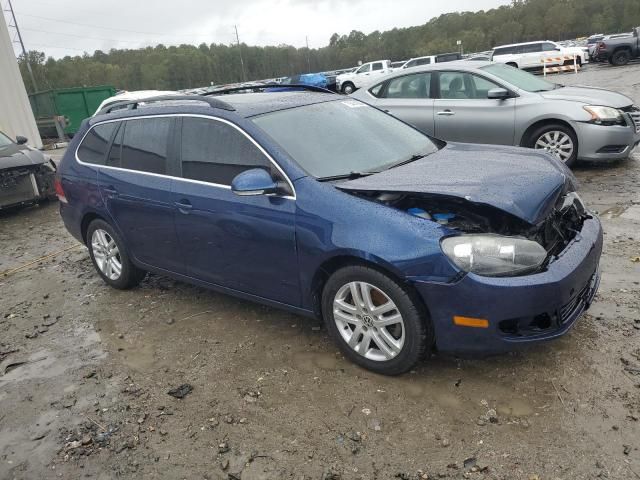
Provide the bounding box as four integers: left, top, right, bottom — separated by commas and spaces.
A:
412, 216, 603, 354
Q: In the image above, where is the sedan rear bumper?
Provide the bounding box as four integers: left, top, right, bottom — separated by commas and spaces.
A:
411, 216, 603, 354
574, 121, 640, 162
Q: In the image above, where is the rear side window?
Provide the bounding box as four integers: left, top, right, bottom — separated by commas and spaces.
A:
493, 47, 515, 56
120, 118, 171, 175
77, 123, 117, 165
520, 43, 543, 53
383, 73, 432, 99
180, 118, 270, 185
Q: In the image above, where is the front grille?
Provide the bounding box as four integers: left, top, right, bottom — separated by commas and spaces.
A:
559, 274, 594, 324
622, 105, 640, 133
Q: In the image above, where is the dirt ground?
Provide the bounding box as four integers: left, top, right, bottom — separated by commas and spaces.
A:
1, 63, 640, 480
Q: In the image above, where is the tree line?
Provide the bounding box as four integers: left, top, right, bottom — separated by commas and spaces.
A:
18, 0, 640, 93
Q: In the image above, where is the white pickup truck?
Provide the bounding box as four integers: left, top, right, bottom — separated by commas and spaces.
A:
336, 60, 392, 94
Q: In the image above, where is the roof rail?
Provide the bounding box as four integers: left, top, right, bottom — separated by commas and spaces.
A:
203, 83, 336, 96
99, 95, 236, 115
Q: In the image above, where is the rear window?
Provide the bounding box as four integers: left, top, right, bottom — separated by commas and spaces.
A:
77, 123, 117, 165
120, 118, 171, 175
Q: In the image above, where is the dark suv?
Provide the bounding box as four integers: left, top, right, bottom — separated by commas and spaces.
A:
56, 90, 602, 375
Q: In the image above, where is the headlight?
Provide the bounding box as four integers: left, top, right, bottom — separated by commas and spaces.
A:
583, 105, 625, 126
441, 234, 547, 277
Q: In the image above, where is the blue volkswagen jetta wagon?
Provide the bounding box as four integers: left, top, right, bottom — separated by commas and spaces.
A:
56, 87, 602, 375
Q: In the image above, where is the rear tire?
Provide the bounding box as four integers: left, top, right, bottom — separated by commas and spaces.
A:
321, 265, 432, 375
527, 123, 578, 167
611, 50, 631, 66
86, 219, 146, 289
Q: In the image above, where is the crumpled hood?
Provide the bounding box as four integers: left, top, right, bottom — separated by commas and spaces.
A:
541, 85, 634, 108
337, 143, 576, 225
0, 144, 48, 170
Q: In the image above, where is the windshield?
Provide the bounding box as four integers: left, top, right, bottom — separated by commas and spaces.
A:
0, 131, 14, 148
481, 63, 557, 92
252, 99, 438, 179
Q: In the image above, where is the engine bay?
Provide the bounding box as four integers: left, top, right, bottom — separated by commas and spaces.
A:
353, 190, 590, 258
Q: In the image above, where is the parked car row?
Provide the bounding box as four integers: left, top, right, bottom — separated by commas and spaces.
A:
56, 79, 614, 374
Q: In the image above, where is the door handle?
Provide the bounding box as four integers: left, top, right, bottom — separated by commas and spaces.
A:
436, 110, 455, 116
103, 186, 118, 197
174, 199, 192, 214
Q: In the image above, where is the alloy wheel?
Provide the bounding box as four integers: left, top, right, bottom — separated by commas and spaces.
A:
91, 229, 123, 280
534, 130, 574, 163
332, 281, 405, 361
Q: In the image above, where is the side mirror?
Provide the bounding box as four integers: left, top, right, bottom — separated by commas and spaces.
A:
231, 168, 278, 196
15, 136, 28, 145
487, 88, 510, 100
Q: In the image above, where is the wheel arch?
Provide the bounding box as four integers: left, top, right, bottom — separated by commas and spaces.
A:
519, 118, 577, 147
309, 254, 430, 322
80, 211, 107, 245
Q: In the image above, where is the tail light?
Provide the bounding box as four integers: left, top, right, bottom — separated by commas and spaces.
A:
54, 177, 68, 203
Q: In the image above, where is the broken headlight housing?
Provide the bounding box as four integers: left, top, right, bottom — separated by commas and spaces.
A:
441, 234, 547, 277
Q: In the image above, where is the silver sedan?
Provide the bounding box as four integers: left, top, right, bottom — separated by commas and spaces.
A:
351, 61, 640, 166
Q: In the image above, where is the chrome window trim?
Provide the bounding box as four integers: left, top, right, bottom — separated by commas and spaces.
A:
75, 113, 296, 199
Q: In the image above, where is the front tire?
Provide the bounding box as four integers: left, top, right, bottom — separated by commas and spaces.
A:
321, 265, 431, 375
86, 219, 146, 289
527, 123, 578, 167
341, 82, 355, 94
611, 50, 631, 66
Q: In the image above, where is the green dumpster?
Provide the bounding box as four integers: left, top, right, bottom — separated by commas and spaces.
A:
29, 85, 116, 137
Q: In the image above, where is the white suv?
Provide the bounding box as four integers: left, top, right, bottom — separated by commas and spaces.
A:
491, 41, 587, 69
336, 60, 392, 94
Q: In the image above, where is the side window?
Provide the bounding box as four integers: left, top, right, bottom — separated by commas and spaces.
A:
470, 75, 501, 99
371, 62, 383, 71
120, 118, 171, 175
439, 72, 500, 100
106, 122, 124, 167
369, 83, 384, 98
415, 57, 431, 66
356, 64, 371, 74
181, 117, 270, 185
77, 123, 117, 165
542, 42, 558, 52
493, 47, 513, 56
521, 43, 543, 53
383, 73, 432, 99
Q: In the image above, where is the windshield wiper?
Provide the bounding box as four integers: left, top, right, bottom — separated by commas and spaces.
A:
385, 153, 427, 170
317, 171, 377, 182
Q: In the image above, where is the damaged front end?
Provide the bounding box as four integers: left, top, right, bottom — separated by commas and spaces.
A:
349, 189, 590, 277
0, 162, 56, 210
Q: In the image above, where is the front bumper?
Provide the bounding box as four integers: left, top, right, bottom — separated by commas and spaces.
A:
412, 216, 603, 354
574, 120, 640, 161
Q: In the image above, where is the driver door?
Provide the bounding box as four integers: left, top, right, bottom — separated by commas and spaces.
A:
434, 71, 516, 145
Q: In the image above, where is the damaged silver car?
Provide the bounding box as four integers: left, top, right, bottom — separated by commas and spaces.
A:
0, 131, 57, 211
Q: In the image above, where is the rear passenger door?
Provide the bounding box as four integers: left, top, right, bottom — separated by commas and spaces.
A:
98, 117, 182, 273
370, 72, 435, 135
172, 116, 299, 306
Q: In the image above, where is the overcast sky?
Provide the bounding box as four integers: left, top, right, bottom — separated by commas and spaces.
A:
4, 0, 509, 58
